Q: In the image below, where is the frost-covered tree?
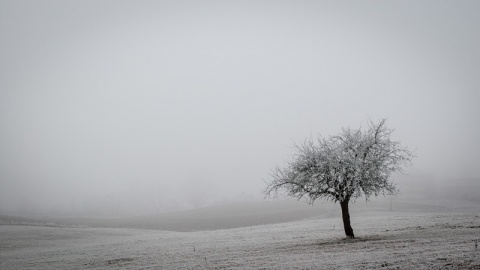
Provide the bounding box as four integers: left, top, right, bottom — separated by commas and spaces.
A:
264, 119, 414, 238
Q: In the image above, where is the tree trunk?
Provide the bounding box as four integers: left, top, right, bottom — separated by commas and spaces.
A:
340, 200, 354, 238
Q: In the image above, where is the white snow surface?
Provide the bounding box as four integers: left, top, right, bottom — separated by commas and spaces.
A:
1, 212, 479, 269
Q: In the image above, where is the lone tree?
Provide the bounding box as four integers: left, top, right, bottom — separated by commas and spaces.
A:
264, 119, 414, 238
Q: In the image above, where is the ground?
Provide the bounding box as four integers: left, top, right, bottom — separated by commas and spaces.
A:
1, 211, 479, 269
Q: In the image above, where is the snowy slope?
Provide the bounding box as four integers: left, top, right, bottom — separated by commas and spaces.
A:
1, 212, 479, 269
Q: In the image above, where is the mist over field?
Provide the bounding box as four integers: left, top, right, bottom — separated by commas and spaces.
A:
1, 0, 479, 218
1, 2, 480, 269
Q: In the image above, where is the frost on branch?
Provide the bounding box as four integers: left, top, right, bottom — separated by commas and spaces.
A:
264, 119, 415, 204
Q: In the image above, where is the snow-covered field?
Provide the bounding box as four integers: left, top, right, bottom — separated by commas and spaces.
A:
1, 211, 479, 269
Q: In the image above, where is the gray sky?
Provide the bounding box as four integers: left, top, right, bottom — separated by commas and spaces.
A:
1, 0, 479, 216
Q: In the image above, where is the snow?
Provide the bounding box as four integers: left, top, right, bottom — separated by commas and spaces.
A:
1, 212, 479, 269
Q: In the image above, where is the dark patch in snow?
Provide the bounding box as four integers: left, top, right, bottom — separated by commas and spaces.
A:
107, 257, 134, 265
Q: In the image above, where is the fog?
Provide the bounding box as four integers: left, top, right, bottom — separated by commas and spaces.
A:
1, 0, 479, 217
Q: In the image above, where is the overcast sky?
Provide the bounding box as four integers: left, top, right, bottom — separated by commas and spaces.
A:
1, 0, 479, 216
